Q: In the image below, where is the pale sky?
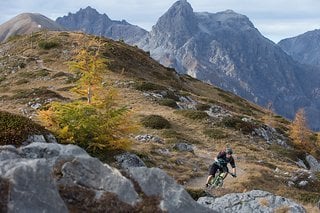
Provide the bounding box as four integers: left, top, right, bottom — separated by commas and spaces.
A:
1, 0, 320, 43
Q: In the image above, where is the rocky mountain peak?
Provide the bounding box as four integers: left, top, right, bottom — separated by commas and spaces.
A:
0, 13, 64, 42
56, 7, 147, 44
278, 29, 320, 67
152, 0, 198, 41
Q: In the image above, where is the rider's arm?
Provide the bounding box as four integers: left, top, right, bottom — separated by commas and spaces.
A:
230, 157, 236, 176
232, 167, 236, 176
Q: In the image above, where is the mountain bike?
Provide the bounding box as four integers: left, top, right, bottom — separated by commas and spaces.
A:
207, 171, 236, 190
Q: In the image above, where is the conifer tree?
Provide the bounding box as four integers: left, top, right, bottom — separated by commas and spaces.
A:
290, 108, 311, 147
39, 37, 137, 152
68, 39, 107, 104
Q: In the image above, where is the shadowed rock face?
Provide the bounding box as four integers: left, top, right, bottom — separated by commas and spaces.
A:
278, 29, 320, 67
56, 6, 147, 45
197, 190, 306, 213
0, 13, 65, 42
136, 0, 320, 130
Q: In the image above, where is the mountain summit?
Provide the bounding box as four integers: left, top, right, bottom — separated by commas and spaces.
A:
136, 0, 320, 130
0, 13, 64, 42
56, 6, 147, 44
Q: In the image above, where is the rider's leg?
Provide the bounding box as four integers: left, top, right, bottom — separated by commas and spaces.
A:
206, 164, 218, 185
222, 166, 229, 179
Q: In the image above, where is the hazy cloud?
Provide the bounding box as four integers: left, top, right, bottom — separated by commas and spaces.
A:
1, 0, 320, 42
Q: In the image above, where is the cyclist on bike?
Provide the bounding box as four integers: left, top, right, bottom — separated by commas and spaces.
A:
205, 147, 237, 187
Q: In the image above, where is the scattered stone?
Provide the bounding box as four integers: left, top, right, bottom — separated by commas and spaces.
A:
253, 125, 289, 148
205, 105, 231, 120
305, 155, 320, 172
135, 134, 164, 144
295, 159, 307, 169
298, 181, 308, 187
197, 190, 306, 213
115, 152, 146, 170
288, 181, 295, 187
155, 148, 171, 156
172, 142, 194, 153
177, 96, 197, 110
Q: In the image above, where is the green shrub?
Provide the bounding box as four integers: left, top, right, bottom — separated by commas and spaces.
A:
141, 115, 171, 129
38, 40, 59, 49
195, 103, 211, 111
175, 110, 208, 120
203, 128, 228, 139
0, 111, 47, 146
157, 98, 178, 108
134, 82, 166, 91
219, 116, 256, 134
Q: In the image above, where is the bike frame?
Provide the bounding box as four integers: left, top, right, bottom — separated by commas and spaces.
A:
208, 171, 230, 189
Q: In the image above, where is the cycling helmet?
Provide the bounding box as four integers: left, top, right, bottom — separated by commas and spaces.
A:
226, 147, 233, 154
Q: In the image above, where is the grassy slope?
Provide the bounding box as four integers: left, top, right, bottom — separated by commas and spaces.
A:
0, 31, 319, 210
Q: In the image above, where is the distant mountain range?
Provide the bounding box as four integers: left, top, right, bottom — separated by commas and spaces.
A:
56, 6, 147, 45
278, 29, 320, 67
0, 0, 319, 130
134, 0, 320, 130
0, 13, 64, 42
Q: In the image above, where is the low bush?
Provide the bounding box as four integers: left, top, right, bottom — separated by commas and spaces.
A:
203, 128, 228, 139
134, 82, 166, 91
38, 40, 59, 50
157, 98, 178, 108
219, 116, 256, 134
195, 103, 211, 111
141, 115, 171, 129
0, 111, 47, 146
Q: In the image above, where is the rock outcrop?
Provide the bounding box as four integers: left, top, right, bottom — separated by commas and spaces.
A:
0, 142, 212, 212
129, 167, 213, 213
306, 155, 320, 172
0, 143, 139, 212
197, 190, 306, 213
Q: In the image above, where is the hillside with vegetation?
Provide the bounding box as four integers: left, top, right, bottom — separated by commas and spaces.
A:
0, 31, 319, 211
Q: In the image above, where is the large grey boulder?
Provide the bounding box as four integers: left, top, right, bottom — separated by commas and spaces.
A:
197, 190, 305, 213
305, 155, 320, 172
1, 159, 68, 213
0, 142, 140, 212
128, 167, 213, 213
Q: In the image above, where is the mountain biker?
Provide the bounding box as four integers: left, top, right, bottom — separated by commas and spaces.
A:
205, 147, 237, 187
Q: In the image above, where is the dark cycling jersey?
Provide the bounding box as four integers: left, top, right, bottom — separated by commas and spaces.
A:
215, 151, 236, 168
